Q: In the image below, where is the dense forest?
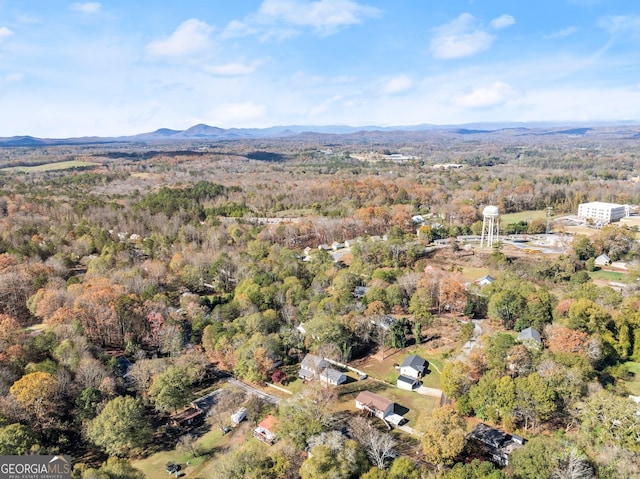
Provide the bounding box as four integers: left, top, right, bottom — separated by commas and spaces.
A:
0, 130, 639, 479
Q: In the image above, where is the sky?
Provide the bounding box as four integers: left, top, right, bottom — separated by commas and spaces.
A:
0, 0, 638, 137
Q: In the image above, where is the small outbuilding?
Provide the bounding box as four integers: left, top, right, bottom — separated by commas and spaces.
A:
594, 254, 612, 266
397, 374, 419, 391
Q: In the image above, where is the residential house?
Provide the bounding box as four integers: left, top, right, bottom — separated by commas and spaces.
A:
353, 286, 370, 299
518, 327, 542, 347
469, 423, 525, 466
299, 354, 347, 386
254, 414, 278, 444
595, 254, 612, 266
169, 407, 204, 429
355, 391, 406, 426
473, 275, 495, 287
355, 391, 395, 420
400, 355, 428, 379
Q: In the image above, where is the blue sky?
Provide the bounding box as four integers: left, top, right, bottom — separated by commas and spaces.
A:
0, 0, 638, 137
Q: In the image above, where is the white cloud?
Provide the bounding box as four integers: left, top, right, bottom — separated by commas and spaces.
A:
0, 27, 13, 42
430, 13, 495, 59
69, 2, 101, 14
146, 19, 214, 58
224, 0, 381, 38
207, 102, 267, 126
0, 72, 23, 87
490, 14, 515, 30
543, 26, 578, 39
381, 75, 413, 95
598, 15, 640, 38
203, 61, 260, 76
452, 81, 519, 108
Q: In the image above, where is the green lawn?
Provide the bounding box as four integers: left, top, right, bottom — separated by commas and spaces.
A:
624, 362, 640, 396
458, 266, 492, 283
2, 160, 100, 172
500, 210, 548, 225
336, 379, 438, 426
588, 269, 626, 281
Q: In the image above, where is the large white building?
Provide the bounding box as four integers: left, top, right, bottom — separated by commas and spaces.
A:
577, 202, 628, 224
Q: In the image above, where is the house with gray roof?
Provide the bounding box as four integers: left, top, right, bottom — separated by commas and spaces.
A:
299, 354, 347, 386
400, 354, 428, 380
517, 327, 542, 345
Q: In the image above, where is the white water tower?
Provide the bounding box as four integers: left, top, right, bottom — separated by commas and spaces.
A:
481, 205, 500, 248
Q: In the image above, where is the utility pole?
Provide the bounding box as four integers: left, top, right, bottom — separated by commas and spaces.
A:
546, 206, 553, 234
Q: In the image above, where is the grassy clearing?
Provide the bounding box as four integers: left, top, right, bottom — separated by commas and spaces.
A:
500, 210, 548, 224
131, 421, 254, 478
624, 362, 640, 396
2, 160, 100, 172
588, 269, 626, 281
336, 379, 437, 426
458, 266, 492, 283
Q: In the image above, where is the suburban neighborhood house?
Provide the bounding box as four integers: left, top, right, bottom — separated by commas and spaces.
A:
517, 327, 542, 348
355, 391, 406, 426
469, 423, 526, 466
299, 353, 348, 386
254, 414, 278, 445
397, 354, 428, 391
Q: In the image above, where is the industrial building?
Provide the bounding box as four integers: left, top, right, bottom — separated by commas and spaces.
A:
577, 202, 628, 224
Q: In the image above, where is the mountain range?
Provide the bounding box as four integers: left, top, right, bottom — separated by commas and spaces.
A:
1, 121, 639, 147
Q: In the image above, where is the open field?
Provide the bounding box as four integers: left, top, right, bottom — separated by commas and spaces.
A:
500, 210, 548, 224
336, 379, 438, 426
624, 362, 640, 396
588, 269, 626, 282
1, 160, 101, 172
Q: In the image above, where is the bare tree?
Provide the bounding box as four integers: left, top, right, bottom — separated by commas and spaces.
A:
348, 416, 397, 469
551, 447, 596, 479
207, 388, 245, 431
177, 433, 201, 457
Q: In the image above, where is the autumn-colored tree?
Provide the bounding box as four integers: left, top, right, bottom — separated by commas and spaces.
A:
416, 406, 466, 468
546, 325, 589, 354
10, 371, 60, 427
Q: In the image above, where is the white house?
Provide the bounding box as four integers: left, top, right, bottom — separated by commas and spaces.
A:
400, 355, 428, 380
594, 254, 612, 266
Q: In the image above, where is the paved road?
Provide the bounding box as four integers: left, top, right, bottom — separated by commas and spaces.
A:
227, 378, 282, 404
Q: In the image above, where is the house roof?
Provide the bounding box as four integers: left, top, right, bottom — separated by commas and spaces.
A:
474, 275, 495, 286
401, 354, 427, 370
356, 391, 394, 412
518, 327, 541, 343
258, 414, 278, 432
322, 368, 346, 383
300, 353, 328, 371
397, 375, 418, 385
595, 254, 611, 263
171, 407, 203, 424
192, 391, 219, 412
470, 423, 509, 449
